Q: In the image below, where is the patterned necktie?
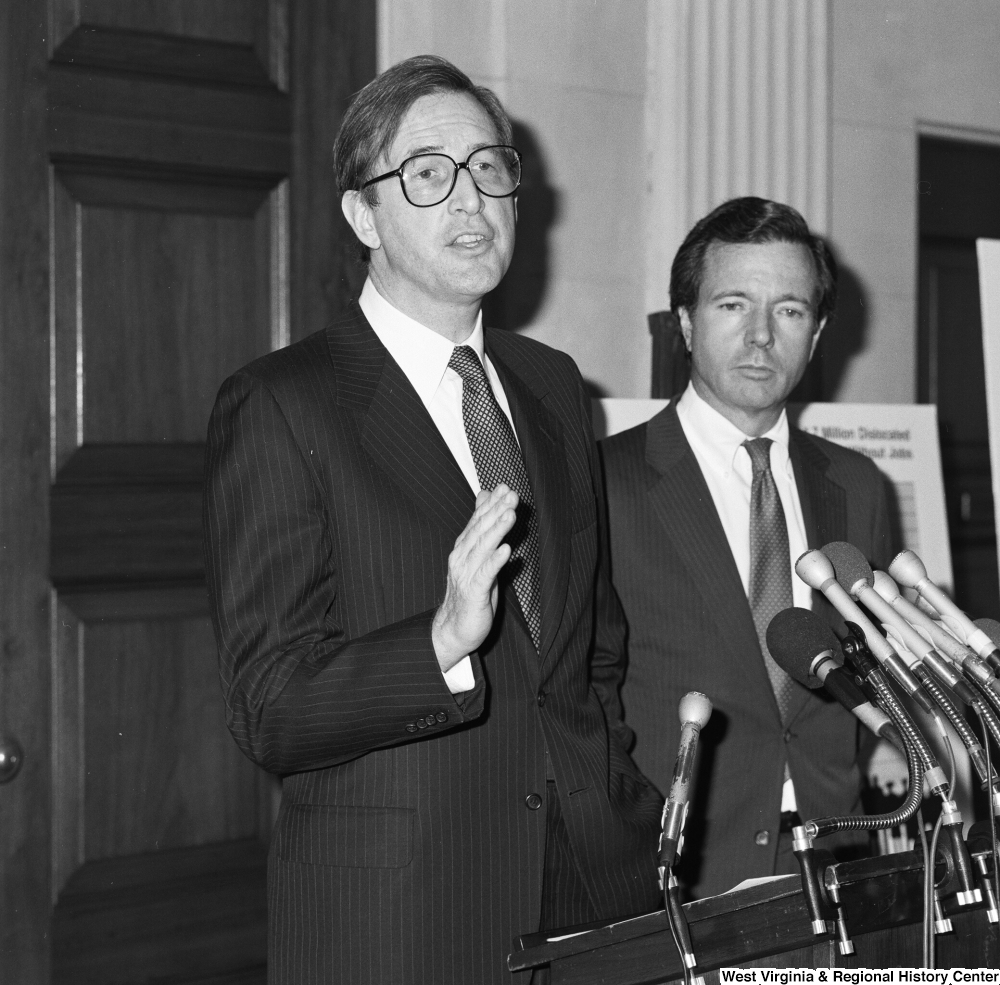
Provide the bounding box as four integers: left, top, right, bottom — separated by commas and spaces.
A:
448, 345, 542, 650
744, 438, 796, 723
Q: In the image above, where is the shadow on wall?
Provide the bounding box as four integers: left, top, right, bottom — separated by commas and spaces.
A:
484, 120, 613, 401
483, 119, 559, 336
793, 245, 871, 404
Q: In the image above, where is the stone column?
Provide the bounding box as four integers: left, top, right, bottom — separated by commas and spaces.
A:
644, 0, 830, 313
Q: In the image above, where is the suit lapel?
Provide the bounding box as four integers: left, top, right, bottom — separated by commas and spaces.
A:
779, 428, 848, 726
783, 427, 850, 724
325, 307, 475, 544
487, 336, 570, 667
644, 405, 778, 704
788, 428, 848, 550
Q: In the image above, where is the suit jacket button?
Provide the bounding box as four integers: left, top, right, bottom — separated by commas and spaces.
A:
536, 690, 546, 707
436, 711, 448, 723
406, 724, 417, 733
416, 719, 428, 729
525, 792, 543, 811
755, 829, 770, 846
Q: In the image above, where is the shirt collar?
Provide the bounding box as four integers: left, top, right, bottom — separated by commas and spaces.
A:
359, 277, 485, 405
676, 381, 791, 476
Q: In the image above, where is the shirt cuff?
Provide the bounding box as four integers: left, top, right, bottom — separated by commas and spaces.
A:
443, 655, 476, 694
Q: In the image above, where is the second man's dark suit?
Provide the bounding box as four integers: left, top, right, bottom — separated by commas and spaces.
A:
601, 401, 893, 899
204, 306, 663, 985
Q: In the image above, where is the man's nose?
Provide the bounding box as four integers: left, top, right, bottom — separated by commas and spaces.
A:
448, 163, 485, 213
745, 308, 775, 347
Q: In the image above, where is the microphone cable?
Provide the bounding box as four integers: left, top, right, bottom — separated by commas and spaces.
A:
972, 701, 1000, 925
663, 872, 695, 985
926, 808, 946, 970
916, 805, 932, 968
919, 710, 957, 970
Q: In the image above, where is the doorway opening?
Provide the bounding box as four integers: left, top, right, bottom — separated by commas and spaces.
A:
917, 135, 1000, 620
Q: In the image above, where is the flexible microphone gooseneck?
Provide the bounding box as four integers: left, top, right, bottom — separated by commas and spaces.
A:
764, 608, 928, 838
821, 544, 982, 906
871, 569, 1000, 801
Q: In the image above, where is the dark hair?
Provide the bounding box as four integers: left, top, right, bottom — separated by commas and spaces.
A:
333, 55, 513, 262
669, 197, 838, 323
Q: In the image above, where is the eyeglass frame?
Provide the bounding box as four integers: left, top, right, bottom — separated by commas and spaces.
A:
360, 144, 522, 208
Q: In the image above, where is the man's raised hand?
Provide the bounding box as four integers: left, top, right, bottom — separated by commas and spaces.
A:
432, 484, 518, 671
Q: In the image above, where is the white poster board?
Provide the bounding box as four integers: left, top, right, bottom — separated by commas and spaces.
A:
594, 399, 952, 591
977, 238, 1000, 594
788, 403, 952, 592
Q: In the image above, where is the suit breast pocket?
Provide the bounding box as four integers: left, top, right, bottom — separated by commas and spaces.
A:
275, 804, 414, 868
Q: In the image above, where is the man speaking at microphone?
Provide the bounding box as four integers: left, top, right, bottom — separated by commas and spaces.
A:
205, 56, 662, 984
601, 197, 894, 898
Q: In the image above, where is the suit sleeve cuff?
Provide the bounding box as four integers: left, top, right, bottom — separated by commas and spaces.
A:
443, 655, 476, 694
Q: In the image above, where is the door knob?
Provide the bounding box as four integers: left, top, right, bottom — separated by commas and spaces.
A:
0, 736, 23, 783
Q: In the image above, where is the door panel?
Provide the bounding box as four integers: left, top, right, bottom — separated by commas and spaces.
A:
82, 616, 260, 859
56, 0, 271, 49
47, 6, 289, 980
919, 244, 999, 619
78, 207, 272, 443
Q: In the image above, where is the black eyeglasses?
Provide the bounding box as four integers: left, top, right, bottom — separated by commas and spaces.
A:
361, 144, 521, 208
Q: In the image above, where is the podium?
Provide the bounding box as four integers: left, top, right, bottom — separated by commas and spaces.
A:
508, 847, 1000, 983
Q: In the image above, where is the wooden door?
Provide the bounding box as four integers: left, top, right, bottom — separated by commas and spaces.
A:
918, 136, 1000, 621
0, 3, 373, 982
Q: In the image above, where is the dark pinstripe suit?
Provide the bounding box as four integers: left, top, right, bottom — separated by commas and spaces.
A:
600, 401, 892, 900
204, 305, 662, 984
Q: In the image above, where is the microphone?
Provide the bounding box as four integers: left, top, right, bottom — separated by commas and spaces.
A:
823, 545, 998, 796
766, 607, 904, 753
822, 543, 980, 705
658, 692, 713, 875
889, 550, 1000, 672
795, 549, 934, 713
871, 571, 1000, 699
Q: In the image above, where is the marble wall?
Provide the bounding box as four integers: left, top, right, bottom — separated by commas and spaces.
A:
378, 0, 650, 398
829, 0, 1000, 402
376, 0, 1000, 401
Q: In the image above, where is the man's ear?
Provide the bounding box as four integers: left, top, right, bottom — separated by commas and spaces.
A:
678, 308, 694, 352
809, 315, 828, 360
341, 190, 381, 252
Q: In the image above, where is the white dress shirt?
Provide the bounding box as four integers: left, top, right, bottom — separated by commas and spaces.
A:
676, 382, 814, 810
359, 277, 519, 693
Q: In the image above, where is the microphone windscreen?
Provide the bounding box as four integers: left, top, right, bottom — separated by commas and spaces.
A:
974, 617, 1000, 648
678, 691, 713, 727
766, 607, 839, 688
822, 541, 874, 592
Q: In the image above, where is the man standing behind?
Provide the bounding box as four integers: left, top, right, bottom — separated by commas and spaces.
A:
602, 197, 892, 899
204, 56, 661, 985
